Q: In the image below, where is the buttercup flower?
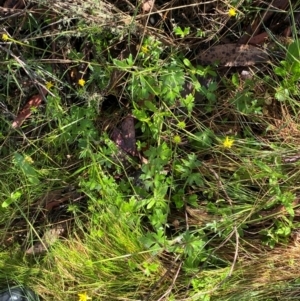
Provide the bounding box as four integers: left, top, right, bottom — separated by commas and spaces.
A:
2, 34, 9, 41
45, 81, 54, 89
141, 45, 149, 54
228, 8, 237, 17
78, 292, 91, 301
223, 136, 234, 148
78, 78, 86, 87
24, 155, 34, 164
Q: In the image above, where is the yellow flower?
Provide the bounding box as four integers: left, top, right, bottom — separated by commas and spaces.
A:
78, 292, 91, 301
223, 136, 234, 148
2, 34, 9, 41
24, 155, 34, 164
141, 45, 149, 54
228, 8, 237, 17
78, 78, 86, 87
45, 81, 54, 89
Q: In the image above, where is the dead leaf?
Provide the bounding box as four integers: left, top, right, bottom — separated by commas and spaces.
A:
248, 32, 269, 45
32, 188, 82, 212
3, 0, 25, 9
12, 87, 47, 128
25, 223, 66, 255
282, 155, 300, 163
239, 18, 261, 44
197, 44, 269, 67
142, 0, 154, 13
239, 0, 289, 44
111, 115, 138, 157
141, 0, 162, 27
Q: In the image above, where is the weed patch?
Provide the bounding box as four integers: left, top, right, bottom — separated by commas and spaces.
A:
0, 0, 300, 300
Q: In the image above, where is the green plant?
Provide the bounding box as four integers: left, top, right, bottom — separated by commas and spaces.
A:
274, 40, 300, 102
2, 1, 300, 301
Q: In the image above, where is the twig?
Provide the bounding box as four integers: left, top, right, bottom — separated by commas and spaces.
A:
202, 162, 233, 205
228, 226, 239, 277
144, 255, 181, 301
156, 260, 182, 301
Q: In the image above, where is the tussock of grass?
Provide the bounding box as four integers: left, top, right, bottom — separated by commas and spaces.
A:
40, 217, 165, 300
212, 243, 300, 300
1, 208, 169, 300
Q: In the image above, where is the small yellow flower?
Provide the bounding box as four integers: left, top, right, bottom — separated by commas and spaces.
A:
78, 292, 91, 301
24, 155, 34, 164
141, 45, 149, 54
78, 78, 86, 87
228, 8, 237, 17
45, 81, 54, 89
223, 136, 234, 148
2, 33, 9, 41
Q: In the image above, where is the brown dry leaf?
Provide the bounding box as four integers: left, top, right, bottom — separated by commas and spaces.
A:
36, 189, 82, 211
111, 115, 138, 157
141, 0, 162, 27
197, 44, 269, 67
239, 0, 289, 44
239, 18, 261, 44
282, 155, 300, 163
12, 87, 47, 128
25, 223, 66, 255
3, 0, 25, 9
142, 0, 154, 13
248, 32, 269, 45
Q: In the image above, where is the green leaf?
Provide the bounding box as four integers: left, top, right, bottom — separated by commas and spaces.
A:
274, 60, 289, 76
144, 100, 158, 112
183, 58, 193, 68
174, 26, 190, 38
275, 87, 289, 102
187, 173, 203, 186
158, 142, 172, 160
180, 94, 195, 115
190, 130, 214, 148
160, 66, 185, 103
13, 153, 40, 184
231, 73, 239, 87
133, 108, 150, 123
147, 198, 156, 209
2, 191, 22, 208
113, 54, 134, 69
290, 61, 300, 76
188, 194, 198, 206
286, 40, 300, 65
208, 81, 217, 92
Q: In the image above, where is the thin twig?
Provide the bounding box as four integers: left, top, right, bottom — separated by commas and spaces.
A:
144, 255, 181, 301
157, 260, 182, 301
229, 226, 239, 277
202, 162, 233, 205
